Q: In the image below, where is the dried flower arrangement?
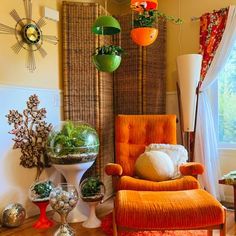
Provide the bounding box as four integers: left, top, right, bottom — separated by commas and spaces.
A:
6, 94, 53, 181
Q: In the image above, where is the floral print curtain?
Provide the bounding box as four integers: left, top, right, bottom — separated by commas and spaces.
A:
199, 8, 229, 79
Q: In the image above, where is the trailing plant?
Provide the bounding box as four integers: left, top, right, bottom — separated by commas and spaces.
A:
6, 94, 52, 181
133, 9, 183, 28
93, 45, 125, 57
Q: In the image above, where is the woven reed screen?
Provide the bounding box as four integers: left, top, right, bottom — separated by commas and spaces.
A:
62, 1, 114, 197
113, 14, 166, 114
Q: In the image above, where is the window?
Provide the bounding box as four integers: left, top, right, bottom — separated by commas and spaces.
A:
217, 41, 236, 147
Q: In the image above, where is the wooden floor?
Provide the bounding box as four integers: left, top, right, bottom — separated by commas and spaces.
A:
0, 199, 235, 236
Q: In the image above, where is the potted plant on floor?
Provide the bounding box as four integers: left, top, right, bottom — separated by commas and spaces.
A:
92, 45, 125, 73
79, 177, 105, 228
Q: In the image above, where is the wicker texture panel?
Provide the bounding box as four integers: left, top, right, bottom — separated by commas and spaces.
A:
62, 1, 114, 196
113, 14, 166, 115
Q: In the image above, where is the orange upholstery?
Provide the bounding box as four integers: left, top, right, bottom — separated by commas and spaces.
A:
105, 163, 123, 176
114, 189, 225, 230
115, 114, 177, 176
105, 114, 204, 192
180, 162, 204, 176
116, 175, 200, 191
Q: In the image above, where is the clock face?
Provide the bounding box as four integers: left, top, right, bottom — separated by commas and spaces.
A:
0, 0, 58, 72
23, 24, 41, 44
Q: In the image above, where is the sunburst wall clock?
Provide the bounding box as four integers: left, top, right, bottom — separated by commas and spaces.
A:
0, 0, 58, 72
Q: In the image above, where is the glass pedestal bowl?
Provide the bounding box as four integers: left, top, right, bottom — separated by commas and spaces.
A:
80, 177, 105, 228
47, 120, 100, 222
49, 183, 78, 236
28, 180, 54, 229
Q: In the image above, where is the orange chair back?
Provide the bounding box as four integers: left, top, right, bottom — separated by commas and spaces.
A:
115, 115, 177, 176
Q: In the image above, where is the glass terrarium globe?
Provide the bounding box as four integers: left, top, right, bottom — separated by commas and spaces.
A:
47, 121, 100, 164
29, 180, 54, 202
28, 180, 55, 229
79, 177, 105, 202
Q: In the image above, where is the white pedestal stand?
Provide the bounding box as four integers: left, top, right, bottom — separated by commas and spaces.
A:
82, 201, 101, 228
53, 161, 94, 223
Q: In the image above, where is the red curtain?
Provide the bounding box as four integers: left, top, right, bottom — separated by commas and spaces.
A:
199, 7, 229, 80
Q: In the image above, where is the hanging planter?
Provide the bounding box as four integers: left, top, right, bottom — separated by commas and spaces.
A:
131, 27, 158, 46
131, 0, 158, 12
131, 9, 183, 46
131, 10, 158, 46
92, 45, 124, 73
92, 15, 121, 35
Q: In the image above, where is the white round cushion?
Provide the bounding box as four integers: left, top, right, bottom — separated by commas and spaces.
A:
134, 151, 174, 181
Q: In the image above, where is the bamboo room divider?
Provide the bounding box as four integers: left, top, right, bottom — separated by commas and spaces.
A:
113, 14, 166, 114
62, 1, 166, 197
62, 2, 114, 197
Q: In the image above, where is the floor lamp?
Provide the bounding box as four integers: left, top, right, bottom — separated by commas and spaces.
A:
176, 54, 202, 162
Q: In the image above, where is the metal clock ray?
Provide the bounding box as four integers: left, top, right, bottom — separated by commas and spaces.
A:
0, 0, 58, 72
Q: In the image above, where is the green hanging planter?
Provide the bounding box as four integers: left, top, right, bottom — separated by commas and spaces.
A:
93, 55, 121, 72
92, 45, 124, 73
92, 16, 121, 35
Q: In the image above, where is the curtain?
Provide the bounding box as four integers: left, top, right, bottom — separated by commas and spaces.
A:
195, 6, 236, 200
62, 2, 114, 197
113, 14, 166, 115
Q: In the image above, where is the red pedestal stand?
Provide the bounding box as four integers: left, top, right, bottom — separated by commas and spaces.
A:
32, 200, 54, 229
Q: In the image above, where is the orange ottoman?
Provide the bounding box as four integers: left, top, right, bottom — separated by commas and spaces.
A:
113, 189, 226, 236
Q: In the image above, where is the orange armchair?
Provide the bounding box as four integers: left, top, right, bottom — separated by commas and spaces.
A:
105, 114, 204, 192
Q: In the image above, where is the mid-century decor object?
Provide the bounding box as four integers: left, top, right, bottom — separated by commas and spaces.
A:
176, 54, 203, 160
0, 0, 58, 72
47, 120, 100, 222
80, 177, 105, 228
1, 203, 26, 228
91, 1, 122, 72
28, 180, 54, 229
130, 1, 182, 47
49, 183, 78, 236
6, 94, 53, 181
131, 10, 158, 46
92, 45, 124, 72
92, 15, 121, 35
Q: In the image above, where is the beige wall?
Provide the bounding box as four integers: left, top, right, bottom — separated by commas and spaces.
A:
0, 0, 118, 90
158, 0, 236, 92
0, 0, 60, 89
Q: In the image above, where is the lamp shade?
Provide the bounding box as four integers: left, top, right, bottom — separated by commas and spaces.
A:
131, 0, 158, 11
177, 54, 202, 132
92, 16, 121, 35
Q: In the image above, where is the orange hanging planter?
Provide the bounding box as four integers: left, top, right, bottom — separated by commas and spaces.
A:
131, 27, 158, 46
131, 0, 158, 11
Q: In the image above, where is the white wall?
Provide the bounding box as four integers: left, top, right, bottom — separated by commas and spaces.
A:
0, 85, 61, 217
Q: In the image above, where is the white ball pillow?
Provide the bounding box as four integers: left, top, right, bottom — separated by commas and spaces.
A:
134, 151, 174, 182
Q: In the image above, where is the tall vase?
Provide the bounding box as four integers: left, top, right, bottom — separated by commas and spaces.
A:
53, 161, 95, 222
50, 183, 78, 236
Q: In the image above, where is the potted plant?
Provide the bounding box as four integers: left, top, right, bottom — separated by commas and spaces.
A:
92, 45, 125, 72
79, 177, 105, 228
80, 177, 105, 202
131, 8, 183, 46
47, 121, 99, 165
